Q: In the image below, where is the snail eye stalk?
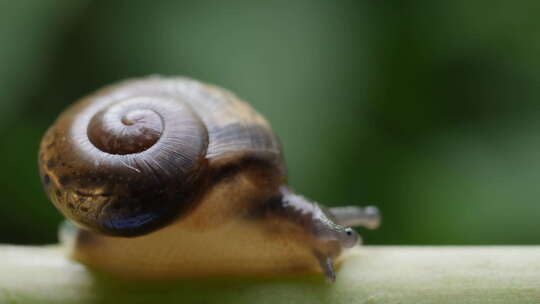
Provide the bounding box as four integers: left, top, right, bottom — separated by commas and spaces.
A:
329, 206, 381, 229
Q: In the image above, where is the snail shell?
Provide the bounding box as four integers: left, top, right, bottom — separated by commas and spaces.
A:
39, 77, 282, 236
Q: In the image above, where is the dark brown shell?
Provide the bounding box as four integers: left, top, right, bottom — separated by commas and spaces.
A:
39, 76, 283, 236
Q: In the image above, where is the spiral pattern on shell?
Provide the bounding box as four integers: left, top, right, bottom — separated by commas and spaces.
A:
39, 86, 209, 236
87, 103, 164, 155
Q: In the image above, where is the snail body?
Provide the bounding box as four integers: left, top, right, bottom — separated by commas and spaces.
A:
39, 76, 380, 282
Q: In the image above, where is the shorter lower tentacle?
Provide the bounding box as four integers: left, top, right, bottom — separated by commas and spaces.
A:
313, 251, 336, 283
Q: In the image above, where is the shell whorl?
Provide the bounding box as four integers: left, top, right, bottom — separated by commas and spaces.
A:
39, 76, 282, 236
87, 101, 164, 155
40, 84, 209, 236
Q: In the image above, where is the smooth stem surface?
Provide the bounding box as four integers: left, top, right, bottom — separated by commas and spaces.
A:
0, 245, 539, 304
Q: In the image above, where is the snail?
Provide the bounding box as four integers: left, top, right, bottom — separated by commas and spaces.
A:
38, 76, 380, 283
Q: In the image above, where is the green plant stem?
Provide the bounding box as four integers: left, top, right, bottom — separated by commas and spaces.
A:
0, 245, 539, 304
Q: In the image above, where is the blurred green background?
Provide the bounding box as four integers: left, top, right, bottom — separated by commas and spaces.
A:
1, 0, 539, 245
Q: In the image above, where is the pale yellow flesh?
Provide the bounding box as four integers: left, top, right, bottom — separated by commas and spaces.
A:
70, 218, 328, 279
